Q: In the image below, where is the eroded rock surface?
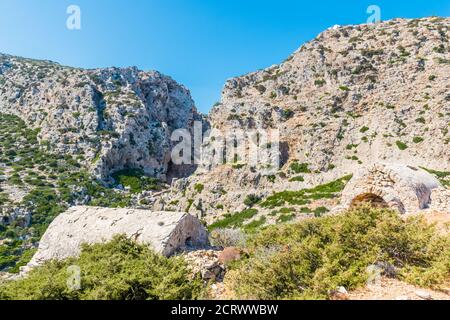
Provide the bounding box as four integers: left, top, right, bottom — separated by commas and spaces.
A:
0, 55, 202, 180
154, 17, 450, 218
28, 206, 209, 267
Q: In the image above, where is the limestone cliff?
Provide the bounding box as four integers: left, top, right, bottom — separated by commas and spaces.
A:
155, 17, 449, 220
0, 55, 202, 180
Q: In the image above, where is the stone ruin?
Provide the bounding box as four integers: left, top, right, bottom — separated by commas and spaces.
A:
340, 163, 449, 214
28, 206, 209, 268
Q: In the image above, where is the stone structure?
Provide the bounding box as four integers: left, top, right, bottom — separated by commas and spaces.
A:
340, 163, 444, 214
28, 206, 209, 267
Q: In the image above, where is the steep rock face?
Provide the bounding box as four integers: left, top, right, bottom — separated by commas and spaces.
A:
156, 17, 450, 218
28, 206, 209, 267
0, 55, 201, 180
211, 17, 449, 173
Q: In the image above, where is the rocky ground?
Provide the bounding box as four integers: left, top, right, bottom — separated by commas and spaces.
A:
347, 277, 450, 300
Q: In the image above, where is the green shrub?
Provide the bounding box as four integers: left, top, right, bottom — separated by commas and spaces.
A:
244, 194, 261, 207
314, 79, 326, 87
413, 137, 424, 144
415, 117, 426, 124
289, 161, 311, 174
281, 109, 294, 120
244, 216, 267, 233
360, 126, 370, 133
277, 213, 295, 223
208, 209, 259, 231
420, 167, 450, 188
396, 141, 408, 150
194, 183, 204, 193
111, 169, 161, 194
209, 228, 247, 248
232, 163, 245, 170
289, 176, 305, 182
227, 206, 450, 300
261, 175, 352, 209
313, 206, 329, 217
0, 236, 204, 300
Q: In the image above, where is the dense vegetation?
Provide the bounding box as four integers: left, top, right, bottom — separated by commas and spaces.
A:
0, 235, 204, 300
0, 114, 133, 271
260, 175, 352, 209
208, 175, 352, 233
226, 206, 450, 300
2, 206, 448, 300
111, 169, 162, 194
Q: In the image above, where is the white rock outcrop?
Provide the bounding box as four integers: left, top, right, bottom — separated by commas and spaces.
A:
340, 163, 444, 214
28, 206, 209, 267
0, 55, 203, 180
153, 17, 450, 217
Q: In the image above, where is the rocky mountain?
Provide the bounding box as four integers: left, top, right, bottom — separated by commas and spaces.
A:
154, 17, 449, 222
0, 57, 202, 271
0, 17, 449, 273
0, 54, 202, 180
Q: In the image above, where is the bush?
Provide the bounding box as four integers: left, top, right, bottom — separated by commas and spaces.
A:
413, 137, 424, 144
226, 206, 450, 300
360, 126, 370, 133
415, 117, 426, 124
396, 141, 408, 150
244, 194, 261, 207
209, 228, 247, 248
261, 175, 352, 209
289, 176, 305, 182
289, 161, 311, 174
0, 236, 205, 300
208, 209, 259, 231
111, 169, 161, 193
194, 183, 204, 193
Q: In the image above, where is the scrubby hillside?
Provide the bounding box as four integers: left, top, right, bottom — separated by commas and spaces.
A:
0, 17, 449, 284
154, 17, 449, 223
1, 207, 449, 300
0, 58, 201, 271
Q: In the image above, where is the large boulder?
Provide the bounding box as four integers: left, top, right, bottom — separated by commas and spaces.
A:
28, 206, 209, 267
340, 163, 443, 214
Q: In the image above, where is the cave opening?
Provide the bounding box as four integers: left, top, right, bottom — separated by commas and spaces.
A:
350, 193, 389, 209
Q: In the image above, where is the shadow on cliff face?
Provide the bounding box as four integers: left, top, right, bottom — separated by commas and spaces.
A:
166, 162, 199, 183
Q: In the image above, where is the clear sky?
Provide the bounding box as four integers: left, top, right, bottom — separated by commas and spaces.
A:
0, 0, 449, 113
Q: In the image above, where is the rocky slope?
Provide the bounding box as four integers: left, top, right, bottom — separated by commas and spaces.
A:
154, 17, 449, 222
0, 17, 449, 273
0, 58, 202, 271
0, 54, 202, 180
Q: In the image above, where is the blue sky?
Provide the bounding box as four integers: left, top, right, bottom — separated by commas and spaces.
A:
0, 1, 449, 113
